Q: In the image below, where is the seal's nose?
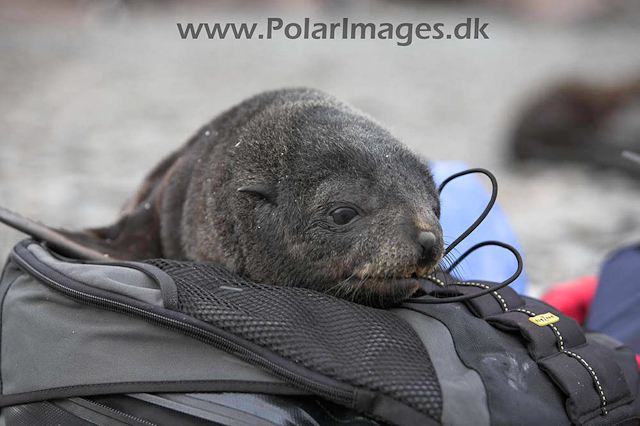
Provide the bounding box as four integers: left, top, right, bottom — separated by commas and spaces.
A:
418, 231, 436, 258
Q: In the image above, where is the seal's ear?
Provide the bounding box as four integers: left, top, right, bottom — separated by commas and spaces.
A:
237, 184, 278, 205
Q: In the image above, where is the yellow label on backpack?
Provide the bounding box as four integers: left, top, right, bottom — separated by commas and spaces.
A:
529, 312, 560, 326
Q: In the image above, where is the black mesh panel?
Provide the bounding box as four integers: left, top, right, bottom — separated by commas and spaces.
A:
145, 259, 442, 421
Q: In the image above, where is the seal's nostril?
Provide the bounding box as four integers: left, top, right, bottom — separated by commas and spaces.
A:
418, 231, 436, 257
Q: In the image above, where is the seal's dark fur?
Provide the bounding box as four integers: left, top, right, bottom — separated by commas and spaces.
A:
63, 88, 444, 307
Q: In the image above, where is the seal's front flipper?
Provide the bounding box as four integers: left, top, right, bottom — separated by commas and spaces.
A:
75, 200, 165, 261
0, 206, 114, 260
0, 205, 163, 261
0, 146, 187, 262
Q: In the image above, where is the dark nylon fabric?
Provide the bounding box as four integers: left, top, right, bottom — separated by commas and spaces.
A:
114, 393, 384, 426
405, 298, 575, 426
540, 344, 634, 425
145, 259, 443, 422
408, 288, 640, 426
586, 243, 640, 353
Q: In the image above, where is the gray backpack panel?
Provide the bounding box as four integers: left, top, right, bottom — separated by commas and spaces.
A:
0, 244, 294, 400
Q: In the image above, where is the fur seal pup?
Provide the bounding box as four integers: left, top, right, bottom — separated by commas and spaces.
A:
2, 88, 444, 307
511, 77, 640, 177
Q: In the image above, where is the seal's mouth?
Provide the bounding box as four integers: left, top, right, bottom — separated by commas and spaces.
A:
326, 261, 440, 307
343, 276, 421, 308
335, 264, 439, 307
361, 277, 421, 292
353, 263, 436, 281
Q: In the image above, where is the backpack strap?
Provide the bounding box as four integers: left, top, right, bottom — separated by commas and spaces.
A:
486, 307, 585, 361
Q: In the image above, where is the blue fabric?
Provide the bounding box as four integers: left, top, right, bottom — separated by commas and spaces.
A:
430, 161, 528, 294
585, 244, 640, 353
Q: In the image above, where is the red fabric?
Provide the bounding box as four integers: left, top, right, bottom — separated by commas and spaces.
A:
542, 275, 599, 324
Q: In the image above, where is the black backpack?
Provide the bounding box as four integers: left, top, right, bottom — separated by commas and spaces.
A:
1, 168, 639, 426
1, 238, 638, 426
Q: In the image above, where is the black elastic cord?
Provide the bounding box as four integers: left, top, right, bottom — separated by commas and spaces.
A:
406, 168, 524, 305
446, 240, 507, 273
406, 241, 523, 304
440, 168, 498, 256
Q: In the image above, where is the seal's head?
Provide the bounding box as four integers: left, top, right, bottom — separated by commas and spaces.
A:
185, 89, 444, 307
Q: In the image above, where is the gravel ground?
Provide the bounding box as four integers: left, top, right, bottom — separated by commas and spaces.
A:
1, 1, 639, 297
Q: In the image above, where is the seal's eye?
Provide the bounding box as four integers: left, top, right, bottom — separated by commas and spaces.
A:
330, 207, 359, 225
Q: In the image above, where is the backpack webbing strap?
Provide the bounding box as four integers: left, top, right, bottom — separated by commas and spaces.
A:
486, 308, 585, 360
